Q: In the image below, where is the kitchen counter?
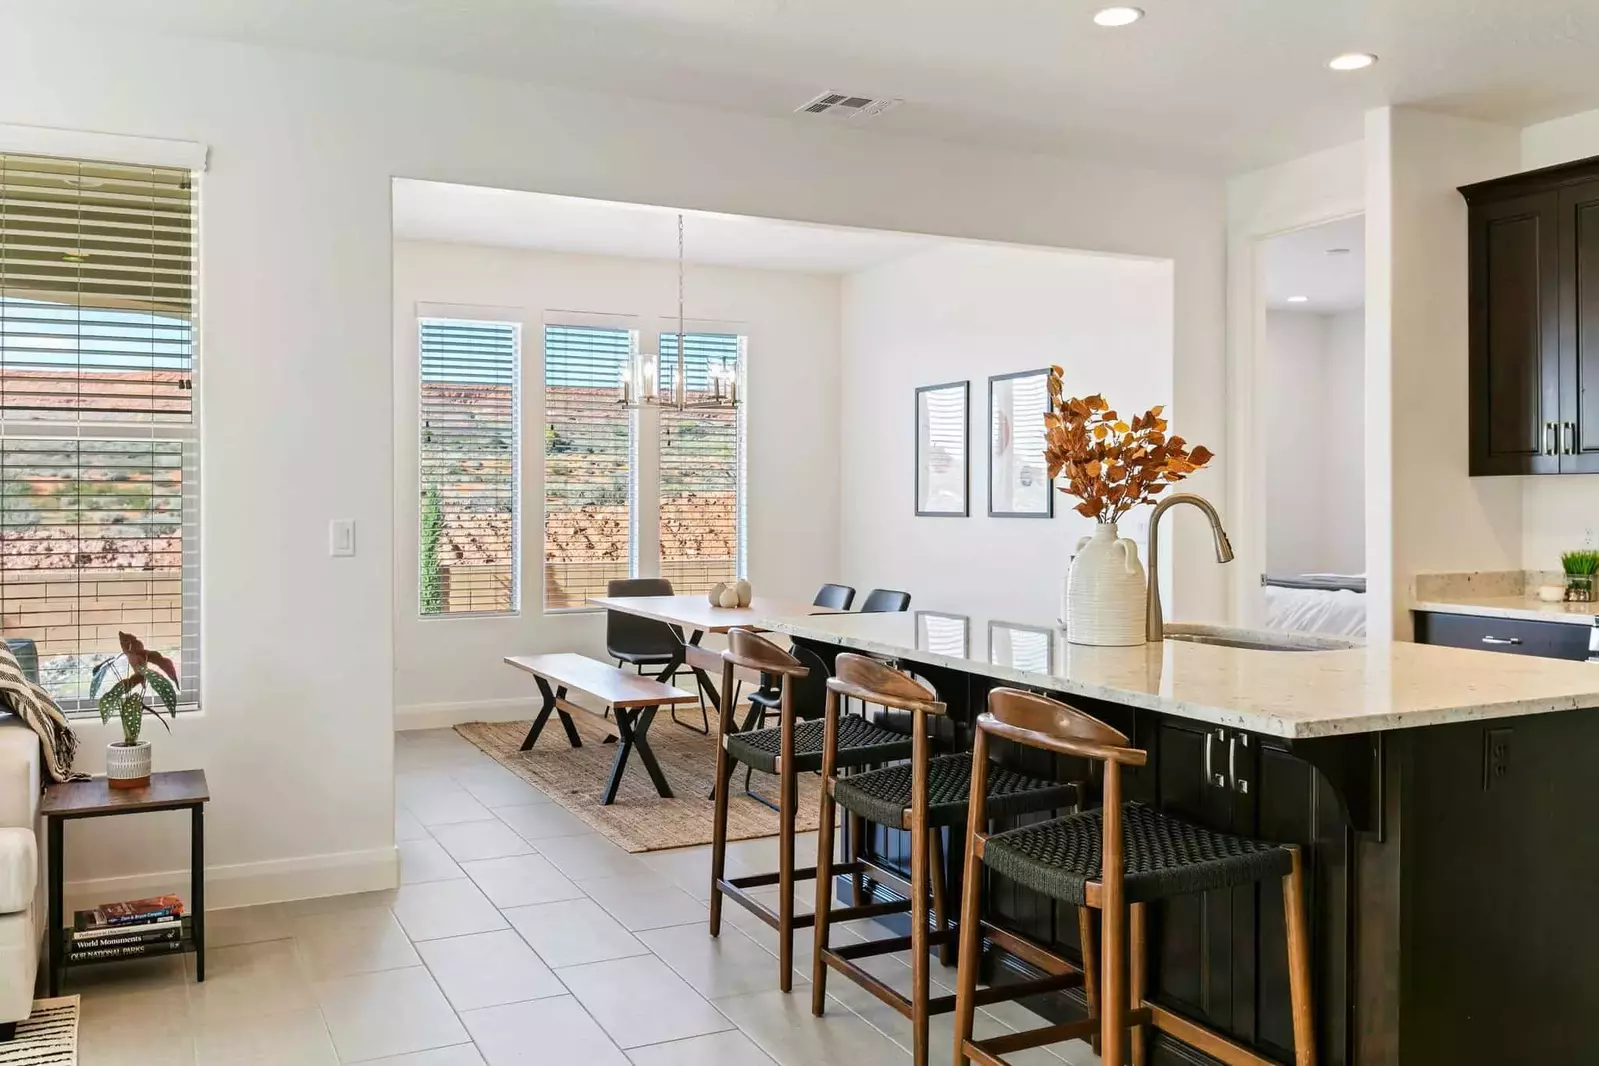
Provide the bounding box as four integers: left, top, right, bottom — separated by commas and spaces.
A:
759, 609, 1599, 739
1412, 591, 1598, 626
768, 604, 1599, 1065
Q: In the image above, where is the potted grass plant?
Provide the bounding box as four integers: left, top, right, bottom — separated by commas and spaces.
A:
1561, 550, 1599, 604
91, 632, 179, 789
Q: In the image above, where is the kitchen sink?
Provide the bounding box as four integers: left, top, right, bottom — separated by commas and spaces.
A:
1163, 625, 1359, 652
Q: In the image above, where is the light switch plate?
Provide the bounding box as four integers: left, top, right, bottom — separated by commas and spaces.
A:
329, 519, 356, 557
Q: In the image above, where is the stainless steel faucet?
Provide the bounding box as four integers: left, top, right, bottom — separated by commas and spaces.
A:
1146, 493, 1235, 642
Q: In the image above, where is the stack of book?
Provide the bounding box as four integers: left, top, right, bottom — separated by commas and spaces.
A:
69, 895, 186, 963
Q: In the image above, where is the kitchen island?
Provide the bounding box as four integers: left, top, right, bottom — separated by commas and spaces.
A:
760, 609, 1599, 1066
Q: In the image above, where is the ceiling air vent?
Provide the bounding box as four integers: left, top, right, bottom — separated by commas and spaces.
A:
795, 92, 901, 119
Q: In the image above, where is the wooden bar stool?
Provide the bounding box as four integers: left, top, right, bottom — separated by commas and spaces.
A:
811, 654, 1084, 1066
953, 688, 1315, 1066
708, 629, 917, 991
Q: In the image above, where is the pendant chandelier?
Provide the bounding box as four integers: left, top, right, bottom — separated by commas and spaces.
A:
619, 213, 739, 410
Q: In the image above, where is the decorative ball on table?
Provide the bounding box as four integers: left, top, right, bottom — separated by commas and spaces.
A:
707, 580, 752, 608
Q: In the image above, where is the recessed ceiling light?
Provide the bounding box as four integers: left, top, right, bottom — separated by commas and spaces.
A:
1287, 295, 1309, 303
1327, 247, 1351, 256
1093, 7, 1144, 27
1327, 52, 1377, 71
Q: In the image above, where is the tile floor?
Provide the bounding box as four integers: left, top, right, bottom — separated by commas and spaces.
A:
65, 728, 1101, 1065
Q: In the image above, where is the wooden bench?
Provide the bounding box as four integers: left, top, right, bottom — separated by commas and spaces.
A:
503, 654, 699, 805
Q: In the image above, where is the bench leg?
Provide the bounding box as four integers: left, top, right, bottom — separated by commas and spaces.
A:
601, 708, 634, 804
523, 680, 582, 752
630, 707, 672, 798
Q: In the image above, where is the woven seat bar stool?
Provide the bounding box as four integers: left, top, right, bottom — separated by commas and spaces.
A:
810, 654, 1084, 1066
953, 688, 1315, 1066
709, 629, 917, 992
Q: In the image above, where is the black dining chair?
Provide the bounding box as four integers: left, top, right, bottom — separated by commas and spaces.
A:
605, 577, 705, 732
813, 583, 856, 611
859, 588, 911, 613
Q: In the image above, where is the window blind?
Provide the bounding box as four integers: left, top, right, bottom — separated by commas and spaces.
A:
0, 153, 194, 421
419, 319, 518, 615
659, 332, 742, 593
544, 324, 634, 610
0, 150, 198, 709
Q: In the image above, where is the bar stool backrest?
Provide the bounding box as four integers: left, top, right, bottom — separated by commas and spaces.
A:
719, 628, 809, 740
822, 653, 943, 831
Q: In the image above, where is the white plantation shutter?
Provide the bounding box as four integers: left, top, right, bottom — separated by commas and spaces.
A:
0, 151, 198, 708
543, 324, 634, 610
658, 332, 743, 593
419, 319, 519, 615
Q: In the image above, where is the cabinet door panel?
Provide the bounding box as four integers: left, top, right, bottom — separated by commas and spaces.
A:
1470, 192, 1561, 475
1561, 179, 1599, 471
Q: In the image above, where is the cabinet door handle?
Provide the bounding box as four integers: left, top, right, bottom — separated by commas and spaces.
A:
1566, 422, 1578, 455
1204, 729, 1227, 788
1545, 422, 1558, 456
1227, 733, 1250, 794
1481, 635, 1522, 646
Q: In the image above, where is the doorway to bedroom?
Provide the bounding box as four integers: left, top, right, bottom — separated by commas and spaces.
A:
1259, 214, 1367, 637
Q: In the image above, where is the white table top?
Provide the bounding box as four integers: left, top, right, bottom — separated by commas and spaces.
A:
758, 609, 1599, 739
588, 593, 827, 634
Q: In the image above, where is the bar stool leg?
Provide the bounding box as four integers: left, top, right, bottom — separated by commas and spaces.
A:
777, 757, 796, 993
811, 782, 838, 1015
909, 802, 931, 1066
1129, 903, 1149, 1066
928, 827, 952, 967
708, 739, 735, 937
952, 833, 985, 1066
1283, 846, 1317, 1066
1076, 906, 1101, 1054
849, 811, 866, 905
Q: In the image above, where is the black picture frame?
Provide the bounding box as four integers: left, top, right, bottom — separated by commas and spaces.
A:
914, 380, 970, 517
988, 368, 1054, 518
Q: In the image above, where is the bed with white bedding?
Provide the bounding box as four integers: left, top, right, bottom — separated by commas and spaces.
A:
1263, 573, 1367, 638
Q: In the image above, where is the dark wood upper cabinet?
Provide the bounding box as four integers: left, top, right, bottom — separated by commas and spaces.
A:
1463, 156, 1599, 475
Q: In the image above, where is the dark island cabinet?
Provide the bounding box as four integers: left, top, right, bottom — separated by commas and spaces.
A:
1463, 156, 1599, 475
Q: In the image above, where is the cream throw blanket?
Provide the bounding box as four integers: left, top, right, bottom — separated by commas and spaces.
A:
0, 642, 86, 783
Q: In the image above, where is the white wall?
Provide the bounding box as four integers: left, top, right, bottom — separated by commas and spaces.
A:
392, 240, 840, 721
0, 16, 1225, 904
839, 243, 1175, 622
1519, 108, 1599, 569
1263, 309, 1364, 576
1225, 141, 1365, 624
1365, 107, 1523, 640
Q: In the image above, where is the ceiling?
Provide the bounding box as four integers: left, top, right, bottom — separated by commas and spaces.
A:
16, 0, 1599, 173
392, 180, 947, 272
1262, 215, 1366, 312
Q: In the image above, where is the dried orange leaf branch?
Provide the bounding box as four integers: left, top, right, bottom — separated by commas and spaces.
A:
1043, 367, 1214, 524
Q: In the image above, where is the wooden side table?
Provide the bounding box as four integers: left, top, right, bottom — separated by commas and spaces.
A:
40, 769, 209, 996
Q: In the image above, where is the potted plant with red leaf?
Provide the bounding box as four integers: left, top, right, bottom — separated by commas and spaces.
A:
90, 632, 179, 789
1044, 373, 1215, 646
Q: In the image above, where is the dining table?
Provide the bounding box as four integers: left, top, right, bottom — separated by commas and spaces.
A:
586, 593, 824, 713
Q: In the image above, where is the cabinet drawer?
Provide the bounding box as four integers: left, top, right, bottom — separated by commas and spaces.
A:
1413, 611, 1592, 661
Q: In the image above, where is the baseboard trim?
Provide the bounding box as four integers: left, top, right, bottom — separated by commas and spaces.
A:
395, 697, 540, 732
64, 845, 399, 913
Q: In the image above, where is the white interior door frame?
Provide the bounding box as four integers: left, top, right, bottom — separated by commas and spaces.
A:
1225, 203, 1364, 627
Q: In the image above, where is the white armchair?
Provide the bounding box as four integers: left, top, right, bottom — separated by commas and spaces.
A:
0, 713, 41, 1038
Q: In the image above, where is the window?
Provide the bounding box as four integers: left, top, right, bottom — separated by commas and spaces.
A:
0, 151, 198, 708
658, 332, 743, 593
543, 324, 634, 610
419, 319, 519, 615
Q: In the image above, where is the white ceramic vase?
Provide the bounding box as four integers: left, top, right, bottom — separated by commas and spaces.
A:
106, 740, 152, 789
1064, 521, 1148, 647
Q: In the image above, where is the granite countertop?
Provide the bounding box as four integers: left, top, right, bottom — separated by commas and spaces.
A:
1412, 569, 1599, 626
758, 610, 1599, 740
1411, 594, 1598, 626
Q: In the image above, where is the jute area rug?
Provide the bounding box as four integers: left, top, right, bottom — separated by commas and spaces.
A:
455, 712, 822, 853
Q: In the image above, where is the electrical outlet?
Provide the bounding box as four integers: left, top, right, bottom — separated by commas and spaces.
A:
1483, 727, 1512, 790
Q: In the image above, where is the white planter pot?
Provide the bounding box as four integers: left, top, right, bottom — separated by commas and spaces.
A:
1064, 521, 1148, 647
106, 740, 152, 789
